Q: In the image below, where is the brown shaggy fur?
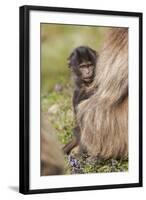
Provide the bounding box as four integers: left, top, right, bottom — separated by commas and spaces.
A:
41, 114, 64, 175
77, 28, 128, 159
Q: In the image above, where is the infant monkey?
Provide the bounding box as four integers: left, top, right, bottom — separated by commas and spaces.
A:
63, 46, 98, 155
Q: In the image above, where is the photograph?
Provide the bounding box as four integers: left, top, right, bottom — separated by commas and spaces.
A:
19, 5, 142, 194
40, 24, 129, 176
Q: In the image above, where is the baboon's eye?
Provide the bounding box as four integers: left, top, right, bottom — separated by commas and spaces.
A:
79, 64, 86, 68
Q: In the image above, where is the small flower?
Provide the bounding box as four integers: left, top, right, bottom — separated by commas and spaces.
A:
68, 155, 80, 168
111, 159, 117, 166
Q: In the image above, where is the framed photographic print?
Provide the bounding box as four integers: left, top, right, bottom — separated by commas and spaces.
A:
19, 5, 143, 194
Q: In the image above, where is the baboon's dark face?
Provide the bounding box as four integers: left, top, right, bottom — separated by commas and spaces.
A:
78, 61, 95, 82
68, 46, 97, 83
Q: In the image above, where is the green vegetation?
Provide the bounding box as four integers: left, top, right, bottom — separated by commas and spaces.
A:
41, 24, 128, 174
41, 86, 74, 145
41, 24, 104, 94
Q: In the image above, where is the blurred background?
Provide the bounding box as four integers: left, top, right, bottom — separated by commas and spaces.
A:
40, 24, 128, 174
41, 24, 105, 95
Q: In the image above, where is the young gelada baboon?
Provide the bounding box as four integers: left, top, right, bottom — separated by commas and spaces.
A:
41, 114, 65, 175
63, 46, 98, 154
77, 28, 128, 159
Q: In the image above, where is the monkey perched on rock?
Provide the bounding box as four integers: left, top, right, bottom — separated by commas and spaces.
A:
77, 28, 128, 159
63, 46, 98, 154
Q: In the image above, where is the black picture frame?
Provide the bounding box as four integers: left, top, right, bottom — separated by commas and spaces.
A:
19, 5, 143, 194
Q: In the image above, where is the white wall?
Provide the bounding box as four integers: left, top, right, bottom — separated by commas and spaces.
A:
0, 0, 145, 199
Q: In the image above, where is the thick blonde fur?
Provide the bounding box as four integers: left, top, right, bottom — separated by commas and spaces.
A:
77, 28, 128, 159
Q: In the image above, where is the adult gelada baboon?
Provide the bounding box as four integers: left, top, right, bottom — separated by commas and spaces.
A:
41, 114, 65, 176
77, 28, 128, 159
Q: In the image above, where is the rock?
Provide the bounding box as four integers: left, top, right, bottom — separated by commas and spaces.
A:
48, 104, 59, 114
